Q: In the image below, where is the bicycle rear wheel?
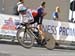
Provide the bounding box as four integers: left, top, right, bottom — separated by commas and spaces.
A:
17, 28, 34, 48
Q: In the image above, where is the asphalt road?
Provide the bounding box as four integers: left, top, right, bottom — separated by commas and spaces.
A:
0, 40, 75, 56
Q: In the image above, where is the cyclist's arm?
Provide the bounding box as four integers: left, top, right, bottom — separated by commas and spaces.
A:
26, 9, 34, 23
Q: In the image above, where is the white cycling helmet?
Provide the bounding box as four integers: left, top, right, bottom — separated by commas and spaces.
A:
19, 6, 27, 12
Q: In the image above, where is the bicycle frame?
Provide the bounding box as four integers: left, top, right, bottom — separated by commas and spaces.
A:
21, 23, 40, 40
17, 23, 56, 49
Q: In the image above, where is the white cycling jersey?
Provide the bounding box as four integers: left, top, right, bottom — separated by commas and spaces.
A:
17, 2, 34, 23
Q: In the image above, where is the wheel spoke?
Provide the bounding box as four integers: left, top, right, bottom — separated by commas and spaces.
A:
17, 28, 34, 48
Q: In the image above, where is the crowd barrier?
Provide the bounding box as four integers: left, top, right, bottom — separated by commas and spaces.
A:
0, 14, 19, 36
0, 14, 75, 42
43, 20, 75, 42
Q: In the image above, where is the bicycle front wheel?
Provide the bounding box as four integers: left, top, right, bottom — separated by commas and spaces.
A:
17, 28, 34, 48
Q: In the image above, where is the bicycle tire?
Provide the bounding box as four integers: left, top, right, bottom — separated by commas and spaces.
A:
44, 32, 55, 50
17, 28, 34, 48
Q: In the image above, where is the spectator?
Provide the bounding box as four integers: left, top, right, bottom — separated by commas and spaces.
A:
31, 1, 47, 45
31, 1, 47, 32
13, 0, 24, 15
36, 1, 47, 44
52, 6, 60, 20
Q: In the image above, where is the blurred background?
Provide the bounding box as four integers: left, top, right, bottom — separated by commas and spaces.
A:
0, 0, 70, 22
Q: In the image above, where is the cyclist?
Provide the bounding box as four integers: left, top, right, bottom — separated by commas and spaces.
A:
17, 0, 47, 45
17, 0, 34, 24
13, 0, 24, 15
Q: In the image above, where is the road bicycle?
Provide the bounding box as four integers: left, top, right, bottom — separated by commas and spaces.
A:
16, 22, 56, 50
